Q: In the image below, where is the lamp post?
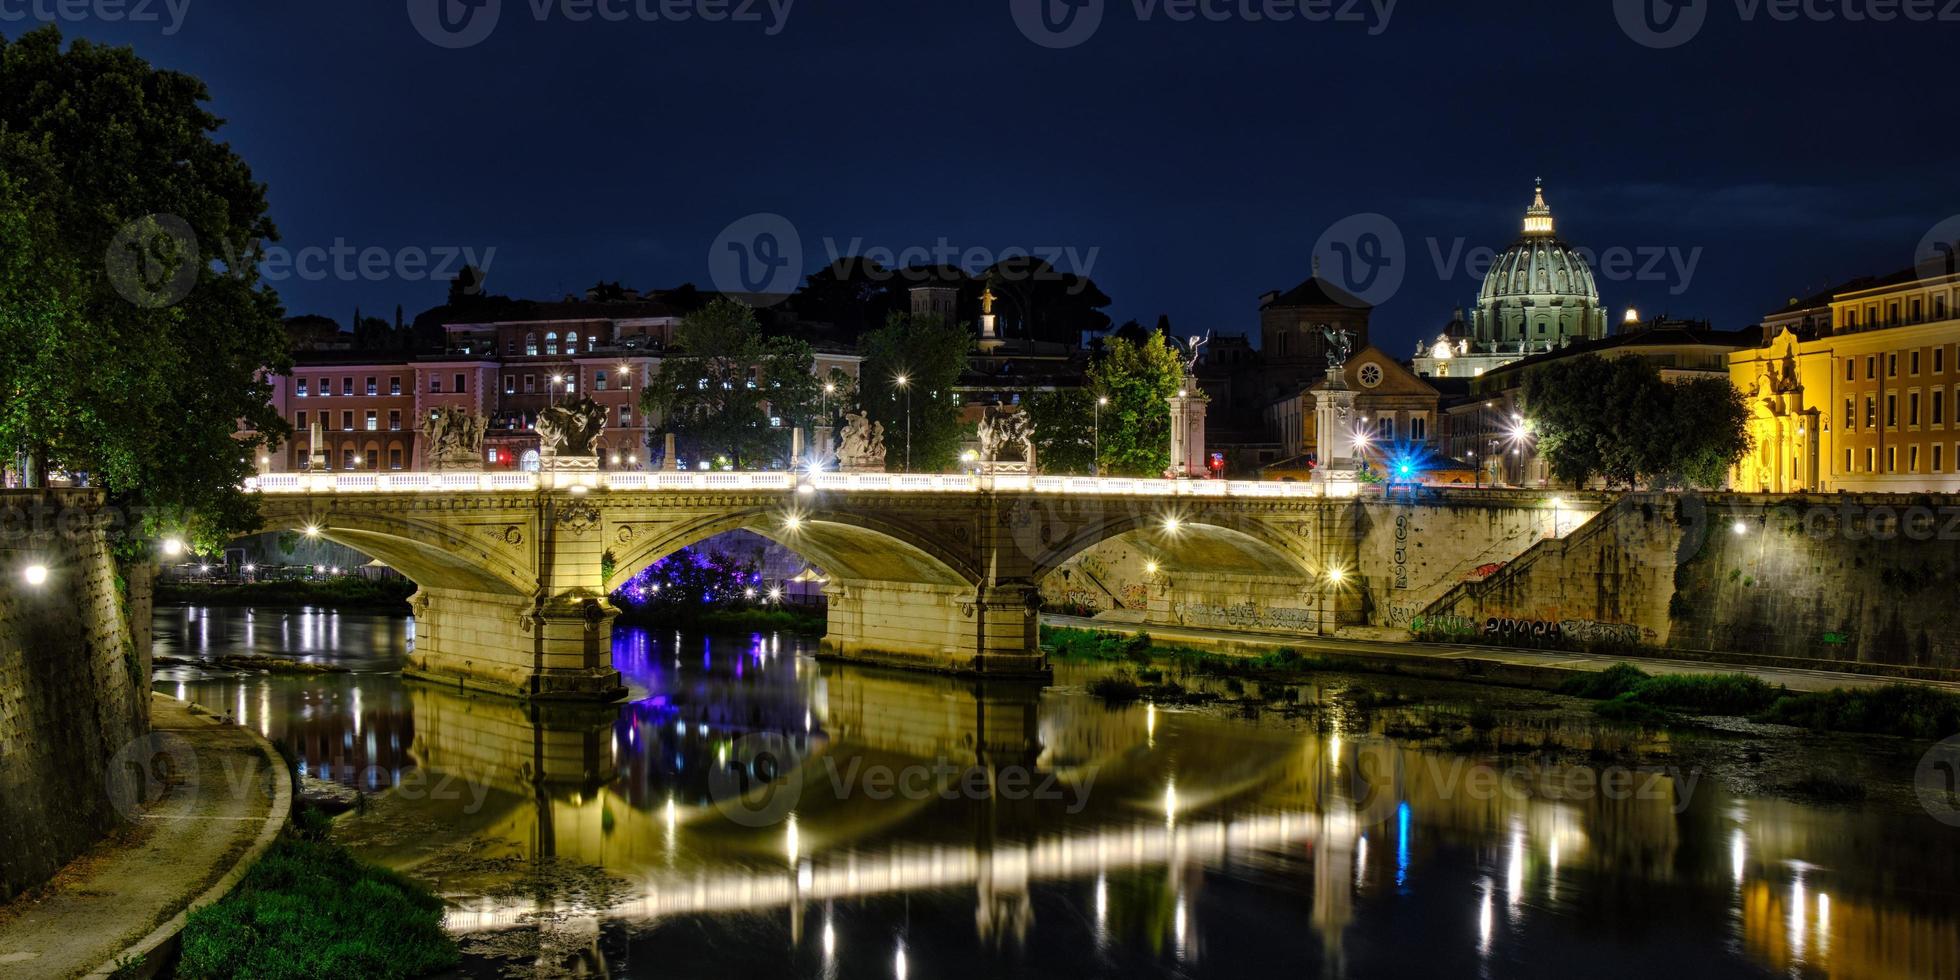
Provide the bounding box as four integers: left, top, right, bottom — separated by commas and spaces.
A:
895, 374, 913, 472
550, 374, 565, 409
1093, 395, 1108, 476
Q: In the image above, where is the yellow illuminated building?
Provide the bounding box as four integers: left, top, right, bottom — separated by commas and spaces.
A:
1731, 268, 1960, 492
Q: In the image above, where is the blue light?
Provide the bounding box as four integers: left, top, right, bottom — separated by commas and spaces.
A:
1396, 801, 1411, 888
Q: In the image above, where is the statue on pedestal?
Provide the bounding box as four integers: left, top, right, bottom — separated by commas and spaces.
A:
1322, 325, 1356, 376
837, 412, 887, 472
977, 409, 1037, 474
536, 396, 608, 470
420, 407, 488, 470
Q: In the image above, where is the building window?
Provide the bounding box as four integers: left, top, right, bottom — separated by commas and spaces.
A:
524, 375, 536, 394
341, 411, 354, 432
619, 404, 632, 426
1846, 448, 1854, 473
297, 379, 309, 397
365, 410, 378, 432
1939, 347, 1947, 374
365, 449, 379, 471
546, 332, 559, 355
1912, 351, 1922, 375
296, 410, 307, 431
342, 448, 356, 470
1866, 356, 1876, 380
1866, 396, 1876, 428
342, 378, 354, 396
1911, 446, 1921, 473
389, 448, 403, 470
1845, 399, 1856, 429
1411, 416, 1428, 442
1939, 296, 1950, 320
1936, 390, 1946, 426
390, 376, 402, 396
1867, 447, 1876, 473
595, 371, 608, 391
1913, 299, 1924, 323
504, 375, 516, 395
620, 367, 634, 390
1911, 392, 1921, 427
1889, 354, 1898, 378
487, 448, 500, 465
430, 376, 443, 393
453, 373, 466, 394
366, 376, 378, 395
389, 410, 401, 432
1846, 309, 1859, 329
566, 332, 580, 352
1937, 445, 1945, 473
1887, 394, 1898, 428
1846, 359, 1855, 382
527, 334, 539, 356
1378, 417, 1394, 440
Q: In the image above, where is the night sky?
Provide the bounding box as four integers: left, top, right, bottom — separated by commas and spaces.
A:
29, 0, 1960, 354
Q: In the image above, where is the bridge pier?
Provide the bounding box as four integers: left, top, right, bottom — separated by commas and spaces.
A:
407, 587, 627, 701
821, 580, 1050, 679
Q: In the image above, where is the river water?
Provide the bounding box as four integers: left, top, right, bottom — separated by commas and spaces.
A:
153, 606, 1960, 979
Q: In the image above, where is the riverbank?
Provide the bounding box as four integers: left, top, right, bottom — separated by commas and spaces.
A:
0, 695, 289, 979
1043, 621, 1960, 739
156, 579, 415, 612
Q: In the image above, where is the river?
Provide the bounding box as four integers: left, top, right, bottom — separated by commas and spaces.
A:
152, 606, 1960, 979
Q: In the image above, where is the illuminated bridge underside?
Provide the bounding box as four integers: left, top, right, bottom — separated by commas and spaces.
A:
250, 476, 1356, 700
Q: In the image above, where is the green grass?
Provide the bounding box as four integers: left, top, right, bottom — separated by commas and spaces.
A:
176, 838, 457, 980
1558, 663, 1652, 699
1760, 684, 1960, 739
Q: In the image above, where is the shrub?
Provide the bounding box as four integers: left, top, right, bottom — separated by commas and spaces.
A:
1760, 684, 1960, 739
1087, 671, 1144, 704
1560, 663, 1651, 699
177, 840, 457, 980
1619, 673, 1781, 715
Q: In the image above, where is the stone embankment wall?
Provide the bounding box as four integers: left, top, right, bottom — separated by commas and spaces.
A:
1420, 493, 1960, 674
0, 490, 150, 899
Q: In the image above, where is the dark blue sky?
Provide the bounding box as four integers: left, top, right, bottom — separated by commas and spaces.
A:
35, 0, 1960, 354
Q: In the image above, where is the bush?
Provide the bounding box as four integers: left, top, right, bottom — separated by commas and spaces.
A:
1560, 663, 1651, 699
1760, 684, 1960, 739
1087, 671, 1144, 704
177, 839, 457, 980
1619, 673, 1781, 715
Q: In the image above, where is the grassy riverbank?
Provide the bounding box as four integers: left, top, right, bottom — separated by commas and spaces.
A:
175, 807, 456, 979
156, 579, 416, 611
1043, 626, 1960, 739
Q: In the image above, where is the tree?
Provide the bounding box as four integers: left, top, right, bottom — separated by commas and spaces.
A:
1023, 389, 1097, 475
1523, 354, 1751, 489
982, 257, 1112, 346
641, 299, 818, 469
857, 312, 971, 473
0, 27, 290, 548
1087, 332, 1184, 477
790, 257, 897, 340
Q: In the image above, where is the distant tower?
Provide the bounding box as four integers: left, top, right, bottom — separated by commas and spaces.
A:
909, 285, 959, 323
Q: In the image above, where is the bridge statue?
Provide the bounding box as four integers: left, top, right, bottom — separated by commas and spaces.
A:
421, 407, 488, 470
837, 412, 887, 472
1322, 325, 1356, 374
976, 409, 1037, 475
537, 396, 608, 469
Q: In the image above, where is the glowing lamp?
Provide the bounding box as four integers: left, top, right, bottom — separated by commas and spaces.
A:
22, 564, 49, 587
162, 537, 186, 557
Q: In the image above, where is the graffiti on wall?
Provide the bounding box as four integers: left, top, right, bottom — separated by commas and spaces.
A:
1120, 584, 1149, 609
1177, 602, 1318, 633
1471, 562, 1507, 580
1393, 514, 1411, 590
1480, 617, 1650, 648
1408, 614, 1479, 638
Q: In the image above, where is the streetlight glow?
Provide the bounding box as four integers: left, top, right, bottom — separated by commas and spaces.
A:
162, 537, 186, 557
22, 564, 49, 587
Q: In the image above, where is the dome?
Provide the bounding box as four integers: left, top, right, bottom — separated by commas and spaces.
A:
1471, 181, 1606, 346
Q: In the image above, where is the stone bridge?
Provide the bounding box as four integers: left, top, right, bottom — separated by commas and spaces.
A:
248, 471, 1381, 700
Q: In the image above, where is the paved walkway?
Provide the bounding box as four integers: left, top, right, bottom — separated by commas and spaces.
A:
0, 695, 289, 979
1044, 615, 1960, 694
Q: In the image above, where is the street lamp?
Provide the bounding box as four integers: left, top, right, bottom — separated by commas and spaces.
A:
894, 374, 913, 472
1094, 395, 1109, 476
550, 374, 566, 408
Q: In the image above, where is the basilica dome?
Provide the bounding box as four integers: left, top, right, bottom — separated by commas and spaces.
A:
1471, 182, 1607, 347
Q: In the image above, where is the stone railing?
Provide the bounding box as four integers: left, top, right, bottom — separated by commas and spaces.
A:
245, 470, 1357, 498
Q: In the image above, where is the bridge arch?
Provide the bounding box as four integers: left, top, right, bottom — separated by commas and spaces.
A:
606, 505, 979, 592
1025, 507, 1316, 584
251, 501, 538, 596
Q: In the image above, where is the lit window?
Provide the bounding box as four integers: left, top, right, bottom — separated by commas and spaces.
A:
365, 411, 378, 432
595, 371, 609, 391
297, 379, 309, 397
546, 332, 559, 355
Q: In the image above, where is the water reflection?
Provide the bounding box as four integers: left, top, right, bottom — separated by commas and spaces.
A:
155, 607, 1960, 979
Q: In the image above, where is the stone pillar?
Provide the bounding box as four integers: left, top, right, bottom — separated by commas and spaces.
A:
1313, 370, 1359, 484
1168, 385, 1210, 478
662, 432, 678, 471
820, 580, 1048, 679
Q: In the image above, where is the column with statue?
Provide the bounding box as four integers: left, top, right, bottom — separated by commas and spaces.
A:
1167, 333, 1212, 479
1313, 326, 1360, 485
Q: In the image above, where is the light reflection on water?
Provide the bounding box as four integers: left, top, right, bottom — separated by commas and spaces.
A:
154, 606, 1960, 979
